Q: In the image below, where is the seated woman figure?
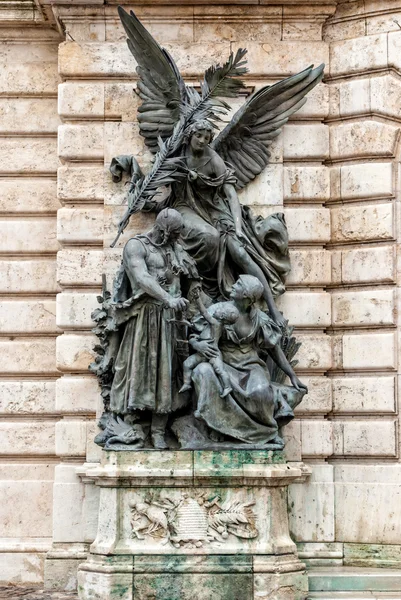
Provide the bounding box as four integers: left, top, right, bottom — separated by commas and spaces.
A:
190, 275, 307, 447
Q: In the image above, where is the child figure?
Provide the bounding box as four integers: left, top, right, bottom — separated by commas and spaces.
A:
179, 301, 239, 398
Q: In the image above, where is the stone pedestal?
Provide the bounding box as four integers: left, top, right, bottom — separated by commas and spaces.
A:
77, 450, 310, 600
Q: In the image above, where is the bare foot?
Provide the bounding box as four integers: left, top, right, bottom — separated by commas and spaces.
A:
151, 433, 168, 450
220, 387, 232, 398
179, 382, 191, 393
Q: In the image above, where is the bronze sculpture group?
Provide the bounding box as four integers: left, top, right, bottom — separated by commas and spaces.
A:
92, 7, 324, 450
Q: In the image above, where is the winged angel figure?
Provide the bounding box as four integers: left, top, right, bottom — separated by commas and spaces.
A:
110, 7, 324, 326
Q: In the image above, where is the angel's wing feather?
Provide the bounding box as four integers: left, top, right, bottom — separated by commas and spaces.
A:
212, 64, 325, 189
118, 7, 185, 153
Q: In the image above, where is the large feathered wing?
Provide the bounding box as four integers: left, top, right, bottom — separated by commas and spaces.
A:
118, 6, 186, 153
211, 64, 325, 189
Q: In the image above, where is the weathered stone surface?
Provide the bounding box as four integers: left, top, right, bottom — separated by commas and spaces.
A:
103, 207, 154, 248
284, 166, 330, 202
57, 208, 103, 246
56, 293, 98, 330
0, 300, 57, 334
0, 260, 58, 294
53, 465, 85, 543
333, 421, 397, 457
0, 98, 60, 134
294, 377, 332, 414
57, 250, 103, 287
58, 124, 104, 162
301, 420, 333, 458
330, 34, 387, 76
0, 422, 55, 455
103, 121, 148, 165
276, 291, 331, 327
286, 250, 331, 286
0, 62, 58, 95
0, 178, 59, 214
332, 290, 395, 327
0, 480, 53, 535
285, 207, 331, 244
283, 124, 329, 160
332, 376, 396, 414
295, 334, 332, 371
0, 381, 55, 415
55, 421, 87, 457
0, 339, 57, 374
335, 465, 401, 544
338, 163, 393, 200
0, 139, 58, 174
330, 122, 400, 160
58, 83, 104, 119
105, 82, 140, 120
56, 334, 96, 372
57, 167, 104, 202
331, 204, 393, 243
0, 219, 58, 254
342, 333, 396, 370
340, 245, 396, 284
56, 377, 99, 414
289, 465, 334, 542
239, 164, 283, 207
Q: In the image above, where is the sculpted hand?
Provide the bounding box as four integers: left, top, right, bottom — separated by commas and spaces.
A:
290, 374, 308, 394
192, 339, 219, 360
168, 297, 189, 312
272, 310, 286, 329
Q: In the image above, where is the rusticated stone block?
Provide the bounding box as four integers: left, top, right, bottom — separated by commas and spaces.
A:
339, 162, 393, 200
341, 246, 395, 284
0, 479, 53, 536
332, 290, 395, 327
343, 333, 396, 370
295, 334, 332, 371
0, 138, 58, 174
284, 166, 330, 202
232, 40, 329, 77
283, 124, 329, 160
104, 206, 154, 248
0, 300, 57, 334
301, 420, 333, 458
0, 178, 59, 214
105, 82, 140, 121
55, 420, 87, 457
57, 166, 104, 202
0, 218, 58, 254
333, 421, 397, 457
338, 78, 370, 117
239, 164, 283, 207
56, 333, 96, 372
57, 207, 104, 246
285, 208, 330, 244
0, 260, 58, 294
0, 421, 55, 455
0, 339, 57, 374
335, 465, 401, 544
330, 34, 387, 76
0, 62, 58, 95
58, 124, 104, 162
286, 250, 331, 286
58, 82, 104, 119
276, 291, 331, 327
331, 203, 393, 243
0, 98, 59, 134
0, 380, 55, 414
1, 553, 45, 585
289, 465, 334, 542
295, 377, 332, 414
56, 293, 98, 330
371, 75, 401, 119
332, 376, 396, 414
53, 464, 85, 543
57, 249, 103, 287
104, 121, 149, 165
330, 121, 400, 161
56, 376, 99, 414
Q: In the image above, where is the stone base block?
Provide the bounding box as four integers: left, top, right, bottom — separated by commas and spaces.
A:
77, 451, 310, 600
78, 554, 307, 600
44, 544, 88, 591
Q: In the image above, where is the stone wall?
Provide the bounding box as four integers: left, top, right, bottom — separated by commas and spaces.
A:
1, 0, 401, 587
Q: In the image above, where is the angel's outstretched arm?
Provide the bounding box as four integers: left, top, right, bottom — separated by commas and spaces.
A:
223, 183, 243, 237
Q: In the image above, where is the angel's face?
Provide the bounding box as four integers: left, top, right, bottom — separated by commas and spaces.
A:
190, 129, 212, 152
